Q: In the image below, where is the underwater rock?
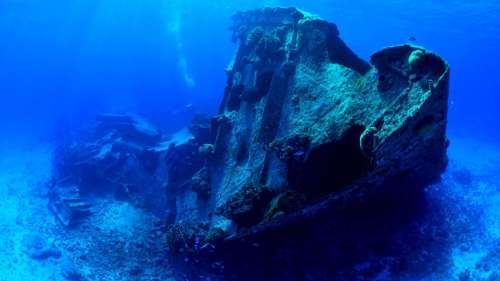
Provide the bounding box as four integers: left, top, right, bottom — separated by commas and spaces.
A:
191, 167, 211, 198
51, 113, 167, 226
166, 6, 450, 263
165, 221, 210, 254
22, 234, 62, 260
60, 258, 85, 281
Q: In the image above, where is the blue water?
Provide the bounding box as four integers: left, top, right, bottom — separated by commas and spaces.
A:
1, 0, 499, 140
0, 1, 499, 280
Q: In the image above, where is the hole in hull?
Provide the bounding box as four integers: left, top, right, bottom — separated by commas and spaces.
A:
290, 125, 372, 199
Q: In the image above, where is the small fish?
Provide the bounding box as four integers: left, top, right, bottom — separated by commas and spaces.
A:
194, 237, 201, 250
408, 36, 417, 42
293, 150, 305, 158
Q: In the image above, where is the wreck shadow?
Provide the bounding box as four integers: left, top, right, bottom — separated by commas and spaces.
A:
185, 185, 456, 281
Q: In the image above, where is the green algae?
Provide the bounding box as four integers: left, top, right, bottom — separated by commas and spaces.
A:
264, 191, 306, 220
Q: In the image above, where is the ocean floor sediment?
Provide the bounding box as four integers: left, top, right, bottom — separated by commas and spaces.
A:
0, 137, 498, 280
0, 135, 500, 281
0, 143, 173, 281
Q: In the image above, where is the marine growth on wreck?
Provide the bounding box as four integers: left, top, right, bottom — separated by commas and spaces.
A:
45, 7, 452, 280
2, 3, 500, 281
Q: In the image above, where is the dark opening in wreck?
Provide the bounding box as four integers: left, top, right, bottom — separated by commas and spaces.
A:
290, 125, 373, 199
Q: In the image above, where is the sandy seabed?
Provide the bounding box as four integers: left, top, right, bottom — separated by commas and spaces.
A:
0, 142, 173, 281
0, 137, 498, 281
